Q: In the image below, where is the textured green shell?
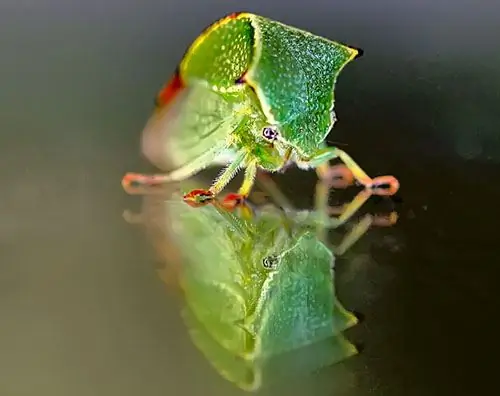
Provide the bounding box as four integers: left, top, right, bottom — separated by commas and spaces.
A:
176, 13, 360, 155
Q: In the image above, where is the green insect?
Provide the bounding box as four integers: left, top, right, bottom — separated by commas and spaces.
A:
123, 174, 398, 391
122, 12, 399, 207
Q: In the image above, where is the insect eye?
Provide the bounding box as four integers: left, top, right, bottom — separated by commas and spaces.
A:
262, 126, 279, 141
262, 254, 279, 270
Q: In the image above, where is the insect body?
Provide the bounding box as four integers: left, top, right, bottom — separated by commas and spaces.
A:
122, 12, 399, 206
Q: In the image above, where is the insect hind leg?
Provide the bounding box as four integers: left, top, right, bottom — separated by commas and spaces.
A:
298, 147, 400, 196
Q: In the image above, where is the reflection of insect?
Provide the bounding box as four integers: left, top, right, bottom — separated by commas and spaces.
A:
122, 12, 399, 207
123, 171, 398, 392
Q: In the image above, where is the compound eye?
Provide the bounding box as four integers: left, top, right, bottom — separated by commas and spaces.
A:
262, 254, 279, 270
262, 126, 279, 141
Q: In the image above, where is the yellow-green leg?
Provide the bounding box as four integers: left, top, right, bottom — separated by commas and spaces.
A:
300, 146, 400, 196
122, 142, 226, 191
253, 170, 295, 210
183, 152, 248, 207
328, 208, 399, 256
315, 185, 374, 245
216, 161, 258, 214
250, 163, 374, 246
313, 189, 374, 257
334, 214, 374, 256
312, 160, 397, 253
314, 184, 398, 255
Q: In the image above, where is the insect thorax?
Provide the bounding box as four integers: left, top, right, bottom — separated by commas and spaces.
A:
230, 89, 329, 166
222, 89, 287, 171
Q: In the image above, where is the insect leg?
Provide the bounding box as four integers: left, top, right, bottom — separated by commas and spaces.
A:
314, 174, 331, 243
334, 214, 373, 256
318, 187, 373, 233
183, 151, 247, 207
254, 170, 296, 211
209, 151, 247, 195
250, 147, 295, 210
122, 143, 225, 190
299, 147, 400, 196
237, 161, 258, 197
333, 210, 399, 255
219, 161, 258, 209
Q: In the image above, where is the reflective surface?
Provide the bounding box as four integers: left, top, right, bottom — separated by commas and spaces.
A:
1, 1, 498, 395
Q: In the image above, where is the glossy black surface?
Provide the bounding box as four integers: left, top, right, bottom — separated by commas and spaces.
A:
1, 1, 498, 395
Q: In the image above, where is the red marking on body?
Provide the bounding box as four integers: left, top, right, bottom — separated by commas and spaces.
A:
227, 12, 243, 19
197, 12, 245, 43
156, 71, 184, 108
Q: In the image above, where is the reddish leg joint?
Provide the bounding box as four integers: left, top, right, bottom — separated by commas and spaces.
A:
221, 193, 247, 211
368, 176, 400, 196
183, 189, 215, 208
122, 173, 165, 188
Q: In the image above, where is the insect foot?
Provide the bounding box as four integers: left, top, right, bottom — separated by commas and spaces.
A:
121, 172, 170, 194
367, 176, 400, 196
221, 193, 247, 210
220, 193, 254, 220
122, 173, 151, 188
183, 189, 215, 208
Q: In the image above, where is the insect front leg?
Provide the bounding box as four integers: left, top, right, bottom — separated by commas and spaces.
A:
299, 146, 400, 196
122, 143, 225, 193
217, 160, 259, 210
313, 166, 399, 248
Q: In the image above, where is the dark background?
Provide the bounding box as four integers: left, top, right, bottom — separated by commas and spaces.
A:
1, 1, 498, 395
